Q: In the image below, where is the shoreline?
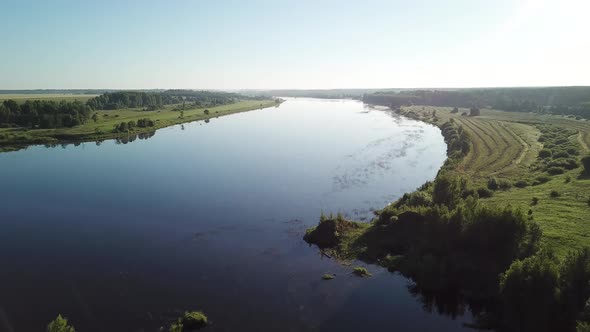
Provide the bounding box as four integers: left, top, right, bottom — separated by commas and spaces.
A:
304, 102, 590, 330
0, 99, 282, 153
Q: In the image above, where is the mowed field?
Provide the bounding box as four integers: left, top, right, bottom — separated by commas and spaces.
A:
0, 94, 98, 104
401, 106, 590, 256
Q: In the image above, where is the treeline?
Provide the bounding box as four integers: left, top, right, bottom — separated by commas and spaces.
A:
86, 90, 248, 111
0, 99, 92, 128
363, 87, 590, 118
86, 92, 174, 110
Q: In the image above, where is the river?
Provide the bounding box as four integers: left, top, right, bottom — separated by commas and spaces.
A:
0, 98, 472, 331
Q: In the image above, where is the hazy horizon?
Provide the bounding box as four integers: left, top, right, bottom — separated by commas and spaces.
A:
2, 0, 589, 90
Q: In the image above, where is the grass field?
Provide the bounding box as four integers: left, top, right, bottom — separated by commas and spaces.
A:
0, 99, 280, 151
0, 94, 98, 104
399, 106, 590, 256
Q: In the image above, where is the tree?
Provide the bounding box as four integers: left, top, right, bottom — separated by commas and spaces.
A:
432, 175, 461, 208
500, 253, 561, 332
180, 110, 184, 118
469, 107, 481, 116
204, 109, 210, 115
47, 314, 75, 332
91, 113, 98, 123
116, 121, 128, 132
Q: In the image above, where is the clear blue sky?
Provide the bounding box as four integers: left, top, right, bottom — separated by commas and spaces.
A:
1, 0, 588, 89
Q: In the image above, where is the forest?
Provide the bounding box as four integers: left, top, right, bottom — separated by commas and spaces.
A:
363, 87, 590, 119
0, 99, 92, 129
86, 90, 252, 110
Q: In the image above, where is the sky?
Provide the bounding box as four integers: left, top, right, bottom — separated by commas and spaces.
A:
0, 0, 589, 90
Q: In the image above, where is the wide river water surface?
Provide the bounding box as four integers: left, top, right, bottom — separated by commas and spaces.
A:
0, 98, 473, 331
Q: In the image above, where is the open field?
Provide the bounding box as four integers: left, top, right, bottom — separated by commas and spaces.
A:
399, 105, 590, 256
0, 99, 280, 151
0, 94, 98, 104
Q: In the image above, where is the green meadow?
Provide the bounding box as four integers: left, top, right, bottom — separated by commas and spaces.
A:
0, 99, 280, 151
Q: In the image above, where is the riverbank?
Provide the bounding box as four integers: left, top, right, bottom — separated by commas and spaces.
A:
310, 104, 590, 257
305, 104, 590, 331
0, 99, 281, 152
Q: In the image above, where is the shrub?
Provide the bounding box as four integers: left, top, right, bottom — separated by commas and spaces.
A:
554, 138, 569, 145
498, 179, 513, 190
532, 197, 539, 205
432, 175, 462, 207
352, 267, 371, 277
114, 121, 128, 132
180, 311, 208, 330
47, 315, 75, 332
547, 166, 565, 175
514, 180, 530, 188
553, 151, 570, 159
137, 118, 155, 128
304, 215, 360, 248
402, 191, 433, 207
565, 175, 572, 183
488, 177, 499, 190
550, 190, 560, 198
539, 149, 552, 159
549, 158, 579, 170
477, 187, 494, 198
583, 156, 590, 175
536, 175, 551, 184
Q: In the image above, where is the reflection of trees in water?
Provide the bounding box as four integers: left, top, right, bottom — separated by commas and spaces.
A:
115, 131, 156, 144
43, 131, 156, 149
405, 276, 497, 329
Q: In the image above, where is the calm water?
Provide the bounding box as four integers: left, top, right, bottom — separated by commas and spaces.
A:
0, 98, 470, 331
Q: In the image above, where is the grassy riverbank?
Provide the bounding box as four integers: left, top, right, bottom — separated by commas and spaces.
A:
307, 105, 590, 257
398, 106, 590, 257
0, 99, 280, 152
305, 104, 590, 331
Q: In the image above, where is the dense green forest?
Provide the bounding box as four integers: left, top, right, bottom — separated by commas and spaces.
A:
363, 87, 590, 119
86, 90, 255, 110
0, 99, 92, 128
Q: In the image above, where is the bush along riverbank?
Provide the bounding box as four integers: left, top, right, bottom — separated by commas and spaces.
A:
305, 119, 590, 332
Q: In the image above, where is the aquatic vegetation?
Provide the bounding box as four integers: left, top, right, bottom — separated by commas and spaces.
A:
322, 273, 335, 280
352, 267, 371, 277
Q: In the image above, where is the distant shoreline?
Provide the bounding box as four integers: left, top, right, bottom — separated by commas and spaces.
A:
0, 98, 282, 153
